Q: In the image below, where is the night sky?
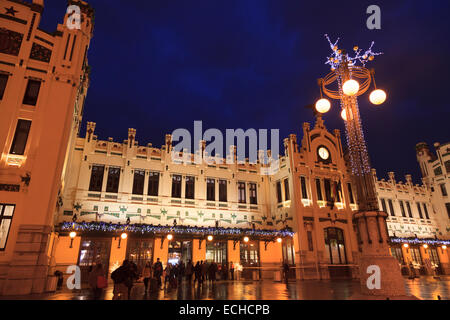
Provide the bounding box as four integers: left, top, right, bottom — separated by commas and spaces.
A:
38, 1, 450, 184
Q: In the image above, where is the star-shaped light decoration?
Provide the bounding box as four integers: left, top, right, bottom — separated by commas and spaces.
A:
5, 6, 18, 16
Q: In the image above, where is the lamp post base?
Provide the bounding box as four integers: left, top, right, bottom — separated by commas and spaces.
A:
353, 211, 417, 299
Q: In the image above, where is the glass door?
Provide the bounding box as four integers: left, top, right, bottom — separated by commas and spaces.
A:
126, 238, 154, 275
78, 237, 112, 283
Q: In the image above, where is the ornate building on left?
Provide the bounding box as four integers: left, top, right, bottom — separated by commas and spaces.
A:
0, 0, 94, 295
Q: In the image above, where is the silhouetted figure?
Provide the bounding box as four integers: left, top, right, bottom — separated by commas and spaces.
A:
230, 262, 235, 280
153, 258, 163, 289
283, 263, 290, 282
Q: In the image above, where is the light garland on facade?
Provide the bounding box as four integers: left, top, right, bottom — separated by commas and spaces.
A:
390, 237, 450, 246
59, 221, 295, 238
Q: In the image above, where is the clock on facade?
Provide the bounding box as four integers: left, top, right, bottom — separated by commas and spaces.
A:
318, 147, 330, 160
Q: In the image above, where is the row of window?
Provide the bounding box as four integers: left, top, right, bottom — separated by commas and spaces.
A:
380, 198, 430, 219
88, 165, 258, 204
0, 75, 42, 106
276, 177, 355, 205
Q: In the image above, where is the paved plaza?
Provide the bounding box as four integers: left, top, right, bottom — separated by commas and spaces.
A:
0, 276, 448, 300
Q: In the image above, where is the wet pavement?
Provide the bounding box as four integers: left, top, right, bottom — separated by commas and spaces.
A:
1, 276, 448, 300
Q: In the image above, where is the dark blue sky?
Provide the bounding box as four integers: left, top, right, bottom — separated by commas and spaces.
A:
38, 1, 450, 183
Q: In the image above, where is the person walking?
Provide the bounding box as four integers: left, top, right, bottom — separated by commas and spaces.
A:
142, 261, 152, 294
208, 262, 217, 282
178, 261, 185, 285
185, 260, 194, 284
194, 261, 201, 286
126, 261, 138, 299
88, 263, 106, 300
111, 260, 132, 300
164, 263, 172, 289
201, 261, 209, 283
230, 262, 235, 280
222, 263, 228, 280
153, 258, 163, 289
283, 262, 290, 283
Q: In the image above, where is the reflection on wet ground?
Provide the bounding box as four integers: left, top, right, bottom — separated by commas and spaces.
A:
1, 276, 448, 300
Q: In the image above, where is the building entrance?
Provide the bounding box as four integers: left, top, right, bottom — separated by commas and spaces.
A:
168, 240, 192, 265
77, 237, 112, 283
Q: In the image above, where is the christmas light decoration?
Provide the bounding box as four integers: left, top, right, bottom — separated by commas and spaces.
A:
59, 221, 295, 239
390, 237, 450, 246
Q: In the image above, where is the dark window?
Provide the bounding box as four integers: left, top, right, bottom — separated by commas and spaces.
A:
238, 182, 246, 204
380, 198, 387, 213
423, 203, 429, 220
9, 119, 31, 155
219, 180, 227, 202
440, 184, 448, 197
185, 176, 195, 199
347, 183, 355, 204
399, 201, 406, 217
276, 181, 282, 203
105, 167, 120, 193
324, 179, 332, 202
316, 179, 323, 201
0, 204, 15, 250
206, 178, 215, 201
434, 167, 443, 176
132, 170, 145, 195
22, 80, 41, 106
388, 199, 395, 216
406, 201, 413, 218
0, 74, 9, 100
148, 172, 159, 196
172, 175, 182, 198
307, 231, 314, 251
284, 179, 290, 201
249, 183, 257, 205
416, 202, 423, 219
89, 165, 104, 192
445, 161, 450, 174
446, 203, 450, 219
300, 177, 308, 199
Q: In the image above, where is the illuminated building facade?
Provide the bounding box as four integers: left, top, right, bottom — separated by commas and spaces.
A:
0, 0, 93, 295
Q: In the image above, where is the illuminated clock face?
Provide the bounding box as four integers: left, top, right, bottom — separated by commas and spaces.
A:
318, 147, 330, 160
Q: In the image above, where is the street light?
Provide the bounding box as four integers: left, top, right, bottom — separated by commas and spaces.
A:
277, 238, 282, 243
243, 236, 249, 243
207, 235, 214, 241
69, 231, 76, 248
167, 234, 173, 241
315, 35, 387, 212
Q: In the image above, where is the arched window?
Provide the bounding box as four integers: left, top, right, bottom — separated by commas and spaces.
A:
324, 227, 347, 264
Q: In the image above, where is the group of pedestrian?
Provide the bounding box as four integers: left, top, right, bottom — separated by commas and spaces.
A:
98, 258, 240, 299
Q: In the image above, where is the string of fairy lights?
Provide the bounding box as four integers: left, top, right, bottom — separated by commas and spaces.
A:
390, 237, 449, 249
60, 221, 295, 239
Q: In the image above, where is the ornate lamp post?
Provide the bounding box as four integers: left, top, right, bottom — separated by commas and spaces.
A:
315, 35, 409, 298
316, 35, 386, 212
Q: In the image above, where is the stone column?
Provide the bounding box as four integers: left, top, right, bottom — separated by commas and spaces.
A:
3, 225, 52, 295
353, 211, 410, 298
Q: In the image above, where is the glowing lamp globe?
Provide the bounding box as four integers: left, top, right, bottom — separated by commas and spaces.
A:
403, 243, 409, 248
423, 244, 428, 249
277, 238, 282, 243
207, 235, 213, 241
369, 89, 386, 105
167, 234, 173, 241
121, 233, 127, 240
342, 79, 359, 96
69, 231, 77, 239
442, 245, 447, 250
315, 98, 331, 113
243, 236, 249, 243
341, 109, 347, 121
